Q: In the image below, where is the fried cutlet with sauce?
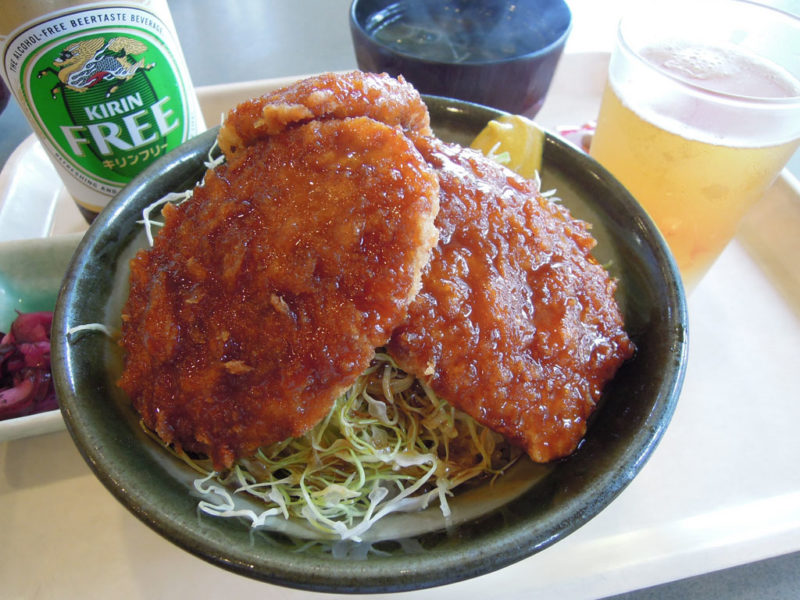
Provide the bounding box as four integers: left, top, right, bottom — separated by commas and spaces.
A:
388, 137, 635, 463
119, 116, 439, 470
218, 71, 432, 157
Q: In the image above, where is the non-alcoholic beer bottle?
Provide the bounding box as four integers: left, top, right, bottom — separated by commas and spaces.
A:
0, 0, 205, 223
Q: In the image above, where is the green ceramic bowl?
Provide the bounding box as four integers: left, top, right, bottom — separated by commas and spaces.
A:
51, 96, 688, 593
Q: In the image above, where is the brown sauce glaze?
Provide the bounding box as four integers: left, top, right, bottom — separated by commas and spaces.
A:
218, 71, 432, 157
388, 137, 635, 462
119, 116, 439, 470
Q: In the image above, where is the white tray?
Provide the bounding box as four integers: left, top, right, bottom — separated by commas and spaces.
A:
1, 53, 799, 599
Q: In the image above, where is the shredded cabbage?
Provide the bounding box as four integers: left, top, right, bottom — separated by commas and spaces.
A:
138, 139, 222, 245
65, 322, 113, 340
161, 352, 521, 541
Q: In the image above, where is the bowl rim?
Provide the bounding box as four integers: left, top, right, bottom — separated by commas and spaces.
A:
52, 95, 688, 593
349, 0, 573, 67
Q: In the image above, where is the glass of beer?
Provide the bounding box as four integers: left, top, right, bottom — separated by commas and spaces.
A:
589, 0, 800, 291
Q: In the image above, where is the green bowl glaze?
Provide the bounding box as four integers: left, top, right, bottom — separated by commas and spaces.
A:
51, 96, 688, 593
0, 234, 81, 327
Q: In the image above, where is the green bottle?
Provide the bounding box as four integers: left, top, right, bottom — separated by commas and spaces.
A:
1, 0, 205, 223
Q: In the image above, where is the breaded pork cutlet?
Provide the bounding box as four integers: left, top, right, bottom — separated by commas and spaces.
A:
218, 71, 432, 157
388, 137, 635, 463
119, 117, 439, 470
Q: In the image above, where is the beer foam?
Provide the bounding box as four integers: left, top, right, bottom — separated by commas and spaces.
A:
641, 41, 800, 99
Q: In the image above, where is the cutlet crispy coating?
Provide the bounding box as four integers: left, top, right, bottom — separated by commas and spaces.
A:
218, 71, 432, 157
119, 117, 439, 470
388, 137, 635, 463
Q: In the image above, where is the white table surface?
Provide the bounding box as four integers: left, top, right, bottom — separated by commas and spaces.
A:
1, 1, 799, 598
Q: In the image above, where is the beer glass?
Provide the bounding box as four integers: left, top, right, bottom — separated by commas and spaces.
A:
590, 0, 800, 291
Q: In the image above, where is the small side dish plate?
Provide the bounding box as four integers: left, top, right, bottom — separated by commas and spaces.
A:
51, 96, 687, 593
0, 233, 81, 441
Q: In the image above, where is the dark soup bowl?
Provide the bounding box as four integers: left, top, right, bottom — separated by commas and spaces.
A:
350, 0, 572, 118
52, 95, 687, 593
